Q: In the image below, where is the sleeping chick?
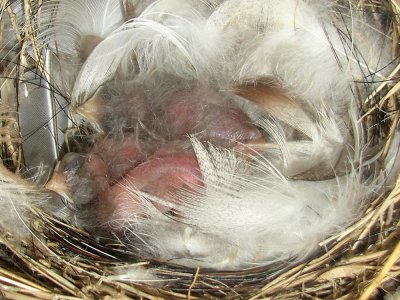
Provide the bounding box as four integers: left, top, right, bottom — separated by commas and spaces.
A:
1, 0, 397, 270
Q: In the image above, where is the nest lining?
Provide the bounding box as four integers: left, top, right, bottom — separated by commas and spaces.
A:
0, 0, 399, 299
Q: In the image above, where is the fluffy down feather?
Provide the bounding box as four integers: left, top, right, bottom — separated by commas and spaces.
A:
0, 0, 398, 271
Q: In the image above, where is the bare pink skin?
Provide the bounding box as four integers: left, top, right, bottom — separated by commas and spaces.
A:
163, 87, 263, 145
101, 153, 202, 221
52, 85, 263, 232
92, 136, 147, 180
82, 153, 109, 196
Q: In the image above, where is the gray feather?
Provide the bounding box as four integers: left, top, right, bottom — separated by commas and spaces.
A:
18, 50, 68, 184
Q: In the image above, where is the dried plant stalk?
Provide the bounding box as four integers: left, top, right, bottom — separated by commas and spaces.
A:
0, 0, 399, 299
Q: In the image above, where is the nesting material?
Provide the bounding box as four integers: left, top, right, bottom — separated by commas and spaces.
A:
0, 0, 399, 299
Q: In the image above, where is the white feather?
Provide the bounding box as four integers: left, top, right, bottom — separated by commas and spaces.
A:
0, 165, 61, 239
36, 0, 124, 57
1, 0, 397, 272
71, 2, 228, 107
112, 133, 380, 269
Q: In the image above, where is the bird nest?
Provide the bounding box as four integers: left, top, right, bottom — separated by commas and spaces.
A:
0, 0, 399, 299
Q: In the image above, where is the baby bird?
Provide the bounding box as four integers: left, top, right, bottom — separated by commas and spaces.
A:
0, 0, 398, 270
